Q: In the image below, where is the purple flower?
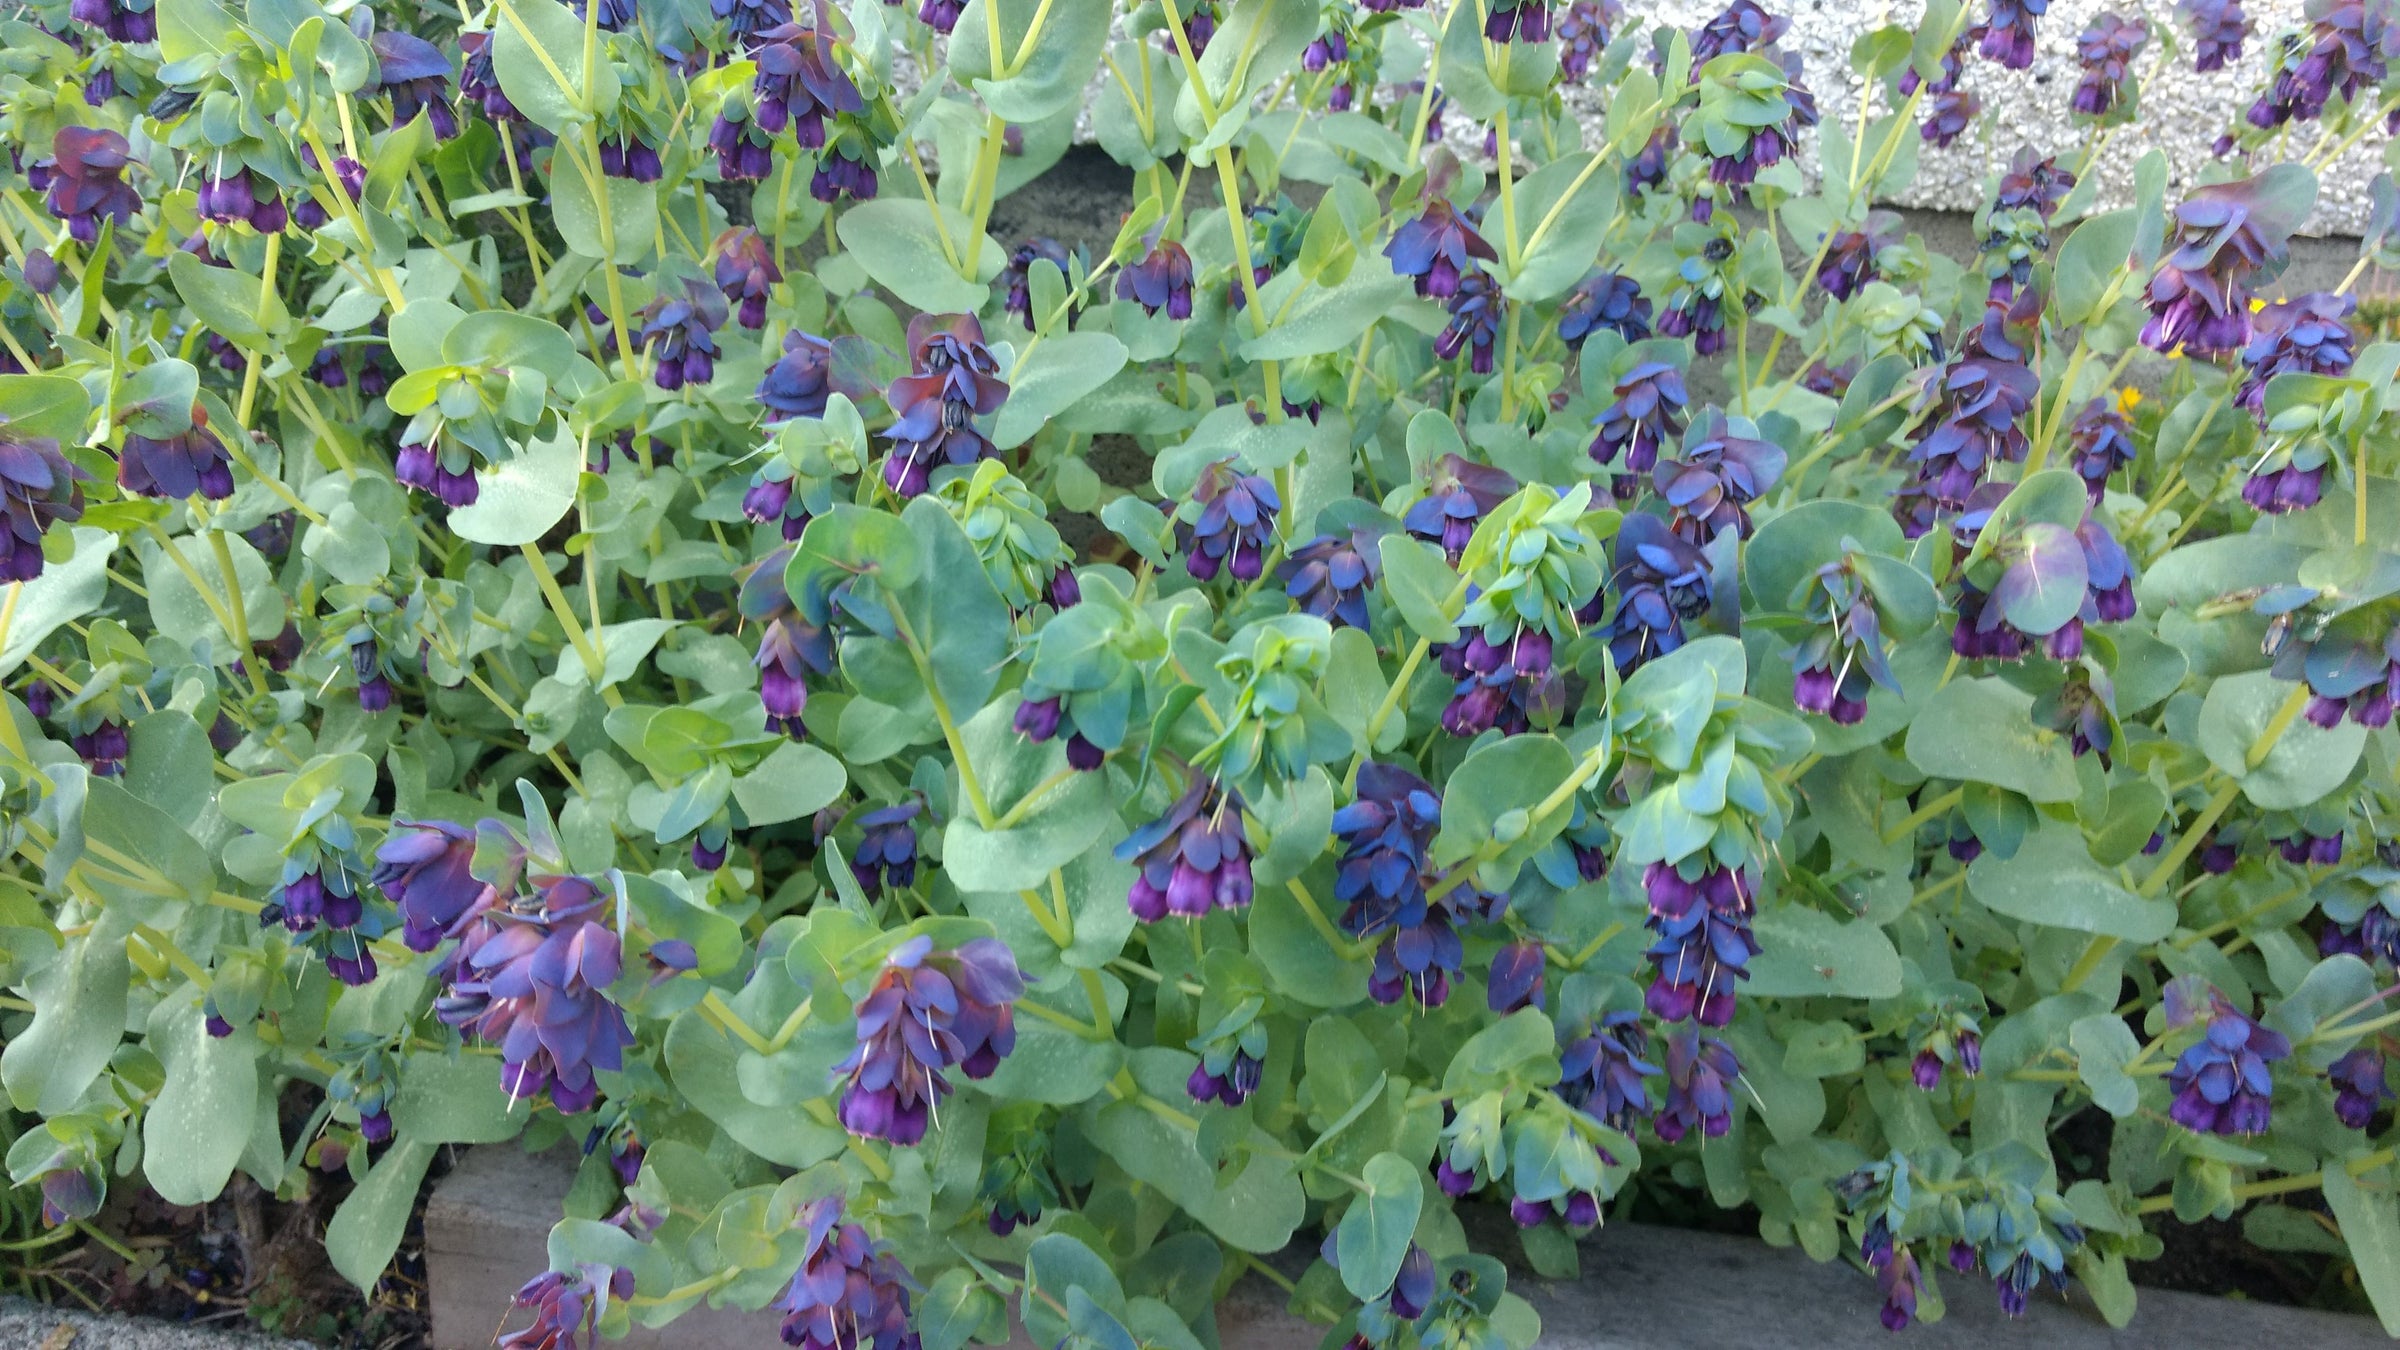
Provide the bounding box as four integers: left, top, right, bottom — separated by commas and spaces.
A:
1401, 454, 1516, 564
1384, 199, 1498, 300
882, 313, 1008, 497
1896, 355, 2039, 532
2246, 0, 2389, 131
1439, 629, 1563, 738
1558, 271, 1651, 347
38, 127, 139, 244
1332, 763, 1486, 1008
2180, 0, 2251, 71
1878, 1248, 1925, 1331
1815, 227, 1884, 302
373, 819, 491, 952
1656, 1028, 1740, 1142
712, 227, 783, 329
809, 146, 878, 203
1557, 1010, 1659, 1131
752, 20, 863, 146
1653, 410, 1786, 544
1789, 557, 1901, 725
2071, 14, 2146, 118
38, 1161, 102, 1228
373, 31, 460, 140
2067, 399, 2137, 502
1118, 777, 1254, 921
1995, 149, 2077, 220
850, 802, 921, 896
1281, 526, 1382, 629
836, 935, 1021, 1144
0, 437, 86, 582
637, 277, 726, 392
714, 0, 793, 50
2299, 620, 2398, 729
395, 440, 480, 508
1591, 361, 1689, 502
68, 0, 153, 42
758, 329, 835, 422
1684, 0, 1788, 66
72, 719, 128, 776
2273, 829, 2345, 866
458, 33, 518, 121
1592, 514, 1712, 675
708, 111, 776, 181
770, 1197, 918, 1350
2239, 291, 2357, 418
1179, 0, 1220, 53
1434, 269, 1505, 374
439, 873, 635, 1114
755, 611, 824, 737
1556, 0, 1621, 79
1117, 238, 1196, 319
196, 163, 288, 233
1641, 860, 1756, 1027
741, 470, 811, 542
119, 412, 235, 502
1488, 941, 1546, 1013
352, 632, 394, 712
1623, 126, 1676, 199
500, 1264, 634, 1350
1484, 0, 1548, 42
2143, 176, 2298, 356
1921, 87, 1981, 147
591, 131, 660, 182
1178, 458, 1280, 583
1657, 235, 1740, 357
1979, 0, 2046, 69
2242, 460, 2327, 515
1000, 237, 1073, 328
2333, 1047, 2394, 1128
2165, 988, 2289, 1135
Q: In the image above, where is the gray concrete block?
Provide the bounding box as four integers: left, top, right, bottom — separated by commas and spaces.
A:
423, 1145, 2392, 1350
0, 1299, 314, 1350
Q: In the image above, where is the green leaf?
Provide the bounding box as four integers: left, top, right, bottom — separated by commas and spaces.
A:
835, 199, 995, 314
80, 777, 213, 922
1335, 1153, 1423, 1301
1249, 869, 1370, 1007
896, 496, 1013, 716
1379, 535, 1460, 644
1743, 907, 1902, 999
1903, 678, 2081, 803
1235, 268, 1412, 361
142, 997, 259, 1205
448, 427, 582, 546
1967, 821, 2176, 942
143, 530, 285, 647
949, 0, 1113, 122
1088, 1097, 1215, 1212
551, 169, 657, 266
326, 1138, 435, 1291
0, 374, 93, 442
2325, 1166, 2400, 1337
2069, 1013, 2141, 1117
492, 0, 619, 134
2054, 209, 2138, 327
1193, 1134, 1306, 1252
1505, 155, 1619, 302
2197, 670, 2367, 810
921, 1268, 1007, 1350
301, 501, 393, 587
388, 1051, 529, 1144
1433, 735, 1577, 870
729, 741, 848, 825
170, 252, 289, 349
0, 528, 116, 675
976, 1015, 1124, 1105
0, 916, 129, 1114
1025, 1234, 1125, 1348
994, 333, 1130, 450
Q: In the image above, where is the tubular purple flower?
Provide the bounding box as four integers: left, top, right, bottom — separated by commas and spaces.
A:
835, 935, 1022, 1145
881, 313, 1009, 497
39, 127, 140, 244
1118, 777, 1254, 921
2165, 988, 2289, 1136
1557, 1010, 1660, 1131
372, 31, 460, 140
373, 819, 491, 952
1179, 458, 1280, 583
1979, 0, 2046, 68
758, 329, 836, 421
1383, 199, 1498, 300
0, 437, 87, 582
1656, 1028, 1740, 1142
769, 1197, 918, 1350
1116, 238, 1197, 319
712, 227, 783, 329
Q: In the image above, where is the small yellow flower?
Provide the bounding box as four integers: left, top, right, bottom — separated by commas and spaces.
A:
2116, 386, 2141, 415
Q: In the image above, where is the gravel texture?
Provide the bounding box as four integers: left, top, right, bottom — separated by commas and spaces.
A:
0, 1299, 314, 1350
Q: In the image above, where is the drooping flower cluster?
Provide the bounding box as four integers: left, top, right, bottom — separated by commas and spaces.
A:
1641, 861, 1756, 1027
2245, 0, 2390, 131
849, 803, 921, 897
1788, 560, 1898, 725
636, 277, 727, 392
1590, 361, 1689, 502
396, 438, 480, 508
1435, 269, 1506, 374
1893, 349, 2039, 535
2071, 14, 2146, 118
740, 545, 834, 738
1816, 216, 1897, 302
1384, 200, 1496, 300
499, 1263, 633, 1350
1557, 271, 1651, 347
1978, 0, 2046, 69
750, 20, 864, 147
758, 329, 835, 422
2142, 176, 2296, 356
769, 1197, 919, 1350
2181, 0, 2252, 70
835, 935, 1021, 1145
1117, 238, 1196, 319
2067, 399, 2137, 502
1439, 629, 1563, 738
2299, 620, 2398, 729
37, 127, 141, 244
372, 32, 460, 140
1652, 410, 1786, 544
435, 871, 635, 1114
1118, 777, 1254, 921
2164, 983, 2289, 1136
881, 314, 1008, 497
712, 227, 783, 329
1281, 525, 1383, 629
1401, 455, 1517, 563
2238, 291, 2357, 417
0, 437, 87, 583
118, 408, 236, 501
1556, 1011, 1660, 1133
1556, 0, 1622, 80
1684, 0, 1788, 66
1000, 237, 1073, 328
373, 819, 495, 953
1656, 1028, 1741, 1142
2332, 1047, 2394, 1128
1331, 764, 1489, 1009
1592, 514, 1712, 676
1177, 458, 1280, 583
1657, 232, 1741, 356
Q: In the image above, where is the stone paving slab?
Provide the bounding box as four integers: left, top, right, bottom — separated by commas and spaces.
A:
0, 1299, 313, 1350
424, 1145, 2392, 1349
